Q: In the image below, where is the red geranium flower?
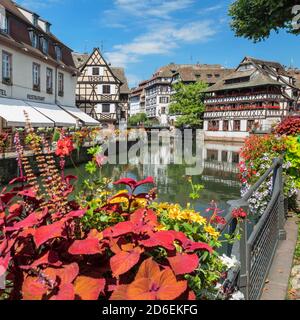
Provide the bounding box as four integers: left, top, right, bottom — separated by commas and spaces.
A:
232, 208, 247, 219
56, 137, 74, 157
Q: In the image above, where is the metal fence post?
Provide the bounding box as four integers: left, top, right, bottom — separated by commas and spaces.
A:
228, 199, 250, 300
277, 160, 287, 240
239, 213, 249, 300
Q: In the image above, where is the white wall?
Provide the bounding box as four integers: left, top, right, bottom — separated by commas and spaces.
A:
0, 43, 77, 106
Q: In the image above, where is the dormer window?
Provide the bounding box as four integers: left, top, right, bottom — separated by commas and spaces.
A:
33, 14, 38, 27
55, 45, 62, 61
45, 22, 51, 33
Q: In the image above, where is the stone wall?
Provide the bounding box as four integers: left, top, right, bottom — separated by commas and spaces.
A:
0, 146, 92, 185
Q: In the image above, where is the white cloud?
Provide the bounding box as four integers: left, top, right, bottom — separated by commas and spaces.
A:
18, 0, 59, 10
106, 20, 217, 67
114, 0, 194, 18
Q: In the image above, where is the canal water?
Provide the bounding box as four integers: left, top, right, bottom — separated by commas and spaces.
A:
66, 140, 243, 216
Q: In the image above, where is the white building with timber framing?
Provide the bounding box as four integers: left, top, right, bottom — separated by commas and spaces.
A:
73, 48, 130, 125
0, 0, 99, 129
203, 57, 300, 142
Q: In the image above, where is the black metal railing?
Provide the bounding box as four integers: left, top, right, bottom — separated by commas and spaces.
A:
220, 158, 286, 300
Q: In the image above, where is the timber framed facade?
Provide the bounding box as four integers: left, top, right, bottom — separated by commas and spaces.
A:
73, 48, 129, 124
203, 57, 300, 142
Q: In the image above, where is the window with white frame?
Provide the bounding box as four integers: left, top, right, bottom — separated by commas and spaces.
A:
0, 9, 8, 33
2, 51, 12, 84
46, 68, 53, 94
32, 63, 40, 90
55, 46, 62, 61
40, 37, 48, 54
58, 72, 64, 96
29, 31, 39, 48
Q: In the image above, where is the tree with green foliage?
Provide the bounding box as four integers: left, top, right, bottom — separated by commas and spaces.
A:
229, 0, 300, 42
128, 113, 147, 126
169, 81, 208, 129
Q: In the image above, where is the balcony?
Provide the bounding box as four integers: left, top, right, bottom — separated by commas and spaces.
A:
206, 105, 281, 112
204, 93, 282, 105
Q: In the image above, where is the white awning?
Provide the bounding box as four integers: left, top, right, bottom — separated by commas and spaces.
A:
60, 106, 100, 126
0, 98, 54, 127
26, 101, 77, 127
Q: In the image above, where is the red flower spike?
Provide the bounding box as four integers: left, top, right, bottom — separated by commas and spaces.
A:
167, 253, 199, 275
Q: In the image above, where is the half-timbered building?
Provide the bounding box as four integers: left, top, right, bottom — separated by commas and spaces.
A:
73, 48, 129, 124
142, 63, 232, 125
203, 57, 300, 142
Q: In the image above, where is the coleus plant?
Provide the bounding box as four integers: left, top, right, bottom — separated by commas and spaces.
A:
0, 178, 214, 300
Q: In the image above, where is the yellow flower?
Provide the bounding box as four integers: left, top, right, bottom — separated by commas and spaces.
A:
155, 224, 167, 231
131, 198, 148, 209
204, 225, 220, 239
188, 212, 207, 225
108, 190, 129, 205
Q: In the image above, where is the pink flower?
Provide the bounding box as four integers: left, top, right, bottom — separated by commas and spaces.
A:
95, 154, 107, 167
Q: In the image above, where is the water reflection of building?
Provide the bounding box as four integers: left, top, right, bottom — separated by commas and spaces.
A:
201, 141, 241, 188
134, 140, 242, 189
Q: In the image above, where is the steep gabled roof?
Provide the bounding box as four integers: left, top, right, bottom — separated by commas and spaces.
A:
204, 57, 294, 93
111, 67, 130, 94
72, 52, 89, 69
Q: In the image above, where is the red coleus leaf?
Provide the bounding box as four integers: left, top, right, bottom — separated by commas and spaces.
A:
43, 263, 79, 285
113, 176, 154, 191
34, 219, 67, 248
64, 209, 86, 219
103, 221, 133, 238
50, 283, 75, 300
167, 253, 199, 275
134, 177, 155, 189
130, 208, 158, 229
168, 231, 213, 254
140, 231, 176, 251
68, 238, 103, 255
9, 203, 23, 216
0, 252, 11, 277
22, 275, 48, 300
113, 178, 137, 189
5, 212, 40, 232
30, 251, 62, 269
125, 258, 187, 300
18, 188, 37, 199
74, 276, 106, 300
110, 247, 143, 277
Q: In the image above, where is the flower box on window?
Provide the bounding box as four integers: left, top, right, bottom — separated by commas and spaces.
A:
2, 77, 12, 85
33, 84, 40, 91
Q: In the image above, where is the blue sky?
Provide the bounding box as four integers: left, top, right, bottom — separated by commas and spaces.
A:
19, 0, 300, 87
